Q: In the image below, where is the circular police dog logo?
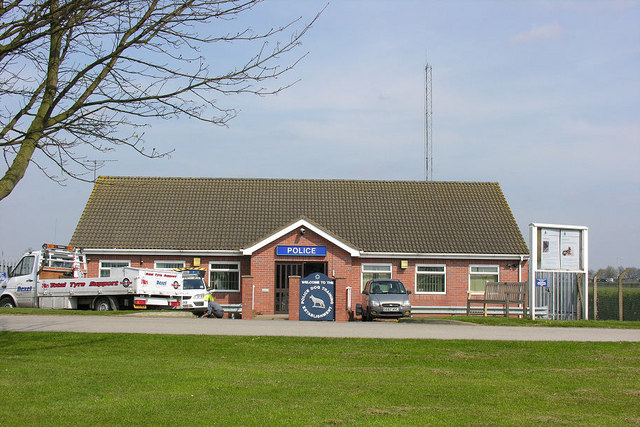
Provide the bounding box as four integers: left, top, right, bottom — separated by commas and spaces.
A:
299, 273, 335, 321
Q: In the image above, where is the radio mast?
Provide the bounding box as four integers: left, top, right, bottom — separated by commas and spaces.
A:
425, 62, 433, 181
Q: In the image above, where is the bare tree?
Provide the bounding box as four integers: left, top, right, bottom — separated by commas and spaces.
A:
0, 0, 322, 201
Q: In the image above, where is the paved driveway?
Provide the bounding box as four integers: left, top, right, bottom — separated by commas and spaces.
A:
1, 314, 639, 341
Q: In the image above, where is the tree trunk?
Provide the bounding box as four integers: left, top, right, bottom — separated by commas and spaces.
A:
0, 138, 38, 201
0, 1, 63, 202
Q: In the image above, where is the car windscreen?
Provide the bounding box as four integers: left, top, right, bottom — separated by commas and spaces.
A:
370, 281, 406, 294
183, 278, 205, 290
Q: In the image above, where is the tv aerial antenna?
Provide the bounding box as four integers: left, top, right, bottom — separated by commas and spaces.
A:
87, 159, 117, 183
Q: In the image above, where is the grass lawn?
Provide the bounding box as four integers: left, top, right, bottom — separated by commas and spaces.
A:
414, 316, 640, 329
1, 332, 639, 426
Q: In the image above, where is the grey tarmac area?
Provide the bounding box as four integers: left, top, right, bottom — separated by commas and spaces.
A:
1, 314, 639, 341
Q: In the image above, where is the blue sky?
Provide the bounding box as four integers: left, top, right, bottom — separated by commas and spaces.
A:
1, 0, 638, 270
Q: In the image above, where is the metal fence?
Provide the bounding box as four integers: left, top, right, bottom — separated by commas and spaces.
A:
590, 283, 640, 321
1, 257, 17, 279
534, 271, 585, 320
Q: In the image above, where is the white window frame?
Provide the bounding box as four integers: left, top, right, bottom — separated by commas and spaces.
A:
469, 264, 500, 293
415, 264, 446, 294
361, 263, 392, 290
99, 260, 131, 277
154, 260, 186, 270
209, 261, 240, 292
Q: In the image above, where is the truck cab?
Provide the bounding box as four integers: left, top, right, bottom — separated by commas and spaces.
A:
1, 253, 36, 307
1, 244, 85, 308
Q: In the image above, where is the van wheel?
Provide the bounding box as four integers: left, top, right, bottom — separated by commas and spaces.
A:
94, 297, 112, 311
0, 297, 15, 308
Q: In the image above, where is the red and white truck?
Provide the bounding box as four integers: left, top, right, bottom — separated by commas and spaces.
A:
0, 244, 183, 311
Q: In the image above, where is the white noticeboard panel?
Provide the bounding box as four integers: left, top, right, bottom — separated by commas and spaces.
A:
560, 230, 581, 271
540, 228, 560, 270
539, 227, 582, 272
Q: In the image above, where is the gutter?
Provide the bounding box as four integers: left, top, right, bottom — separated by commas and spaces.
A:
83, 248, 243, 256
84, 248, 531, 262
360, 252, 530, 261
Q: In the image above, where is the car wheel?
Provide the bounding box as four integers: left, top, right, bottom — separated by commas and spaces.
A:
1, 297, 16, 308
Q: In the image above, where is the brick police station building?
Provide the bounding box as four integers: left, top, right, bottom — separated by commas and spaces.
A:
70, 177, 530, 320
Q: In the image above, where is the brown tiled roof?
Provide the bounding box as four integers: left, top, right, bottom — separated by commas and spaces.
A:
70, 177, 529, 255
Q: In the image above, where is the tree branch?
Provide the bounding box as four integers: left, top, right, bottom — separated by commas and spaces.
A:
0, 0, 325, 201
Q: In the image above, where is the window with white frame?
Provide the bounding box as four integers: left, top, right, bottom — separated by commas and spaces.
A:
361, 264, 392, 289
469, 265, 499, 293
209, 262, 240, 292
154, 260, 185, 270
416, 265, 446, 294
99, 260, 131, 277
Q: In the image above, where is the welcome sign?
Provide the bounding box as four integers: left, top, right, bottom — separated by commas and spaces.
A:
299, 273, 335, 321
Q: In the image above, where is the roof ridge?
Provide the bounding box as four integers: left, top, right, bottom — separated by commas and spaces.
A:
96, 176, 499, 185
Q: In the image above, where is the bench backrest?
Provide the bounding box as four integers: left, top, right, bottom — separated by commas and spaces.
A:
484, 282, 527, 302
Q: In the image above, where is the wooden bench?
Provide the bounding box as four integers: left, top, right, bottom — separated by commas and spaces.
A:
466, 281, 528, 317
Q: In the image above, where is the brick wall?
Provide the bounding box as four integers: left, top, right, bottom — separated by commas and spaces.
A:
86, 228, 529, 320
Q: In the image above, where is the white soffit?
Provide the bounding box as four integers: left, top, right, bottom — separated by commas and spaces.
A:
241, 219, 360, 257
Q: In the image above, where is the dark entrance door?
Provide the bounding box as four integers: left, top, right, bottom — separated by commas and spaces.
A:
275, 262, 327, 314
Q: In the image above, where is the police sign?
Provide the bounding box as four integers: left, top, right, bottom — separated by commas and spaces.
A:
299, 273, 335, 321
276, 246, 327, 256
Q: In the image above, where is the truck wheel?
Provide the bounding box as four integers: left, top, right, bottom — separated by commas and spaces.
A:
94, 297, 112, 311
0, 297, 16, 308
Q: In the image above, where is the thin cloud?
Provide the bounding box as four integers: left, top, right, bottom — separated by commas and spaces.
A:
511, 22, 564, 44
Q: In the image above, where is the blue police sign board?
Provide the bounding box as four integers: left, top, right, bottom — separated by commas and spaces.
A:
299, 273, 335, 321
277, 246, 327, 256
536, 278, 548, 287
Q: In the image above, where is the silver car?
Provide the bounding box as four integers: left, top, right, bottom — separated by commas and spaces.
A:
360, 279, 411, 321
